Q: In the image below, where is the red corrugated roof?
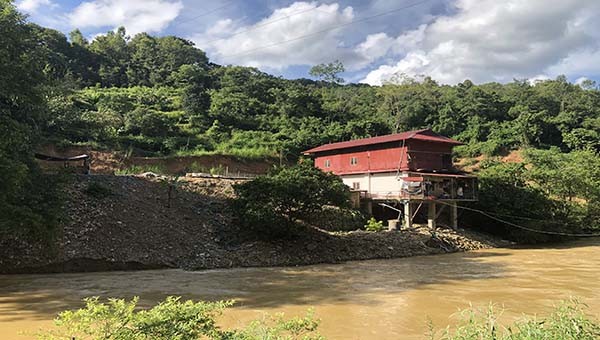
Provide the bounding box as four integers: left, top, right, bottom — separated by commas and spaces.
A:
303, 128, 463, 154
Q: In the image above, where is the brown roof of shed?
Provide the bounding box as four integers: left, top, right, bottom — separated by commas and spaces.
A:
303, 128, 463, 155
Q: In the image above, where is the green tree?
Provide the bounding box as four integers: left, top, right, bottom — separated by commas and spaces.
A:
233, 162, 350, 239
69, 29, 88, 46
309, 60, 345, 84
525, 148, 600, 223
173, 64, 212, 129
0, 0, 61, 234
89, 27, 130, 86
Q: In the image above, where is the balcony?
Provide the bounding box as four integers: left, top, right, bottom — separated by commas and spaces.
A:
354, 174, 478, 202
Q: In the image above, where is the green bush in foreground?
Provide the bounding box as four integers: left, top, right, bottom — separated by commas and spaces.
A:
37, 296, 323, 340
364, 217, 384, 232
36, 297, 600, 340
431, 298, 600, 340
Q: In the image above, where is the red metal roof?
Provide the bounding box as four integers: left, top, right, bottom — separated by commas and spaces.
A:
303, 128, 463, 154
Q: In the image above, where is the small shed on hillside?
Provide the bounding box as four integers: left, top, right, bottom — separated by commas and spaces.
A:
35, 153, 91, 174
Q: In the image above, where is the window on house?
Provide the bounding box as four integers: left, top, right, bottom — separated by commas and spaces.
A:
324, 159, 331, 168
352, 182, 360, 190
350, 157, 358, 165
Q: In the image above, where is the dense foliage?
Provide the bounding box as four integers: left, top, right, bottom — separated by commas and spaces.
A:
431, 299, 600, 340
38, 296, 323, 340
0, 0, 62, 235
233, 163, 350, 239
18, 14, 599, 160
469, 148, 600, 242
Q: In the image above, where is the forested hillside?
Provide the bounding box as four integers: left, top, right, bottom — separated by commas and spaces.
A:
1, 0, 599, 240
18, 6, 599, 158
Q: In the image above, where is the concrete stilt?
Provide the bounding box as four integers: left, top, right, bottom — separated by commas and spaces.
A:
404, 202, 412, 229
366, 201, 373, 215
450, 201, 458, 230
428, 201, 436, 229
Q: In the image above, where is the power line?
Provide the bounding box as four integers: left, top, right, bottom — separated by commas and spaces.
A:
475, 210, 575, 224
218, 0, 432, 60
434, 200, 600, 238
171, 1, 236, 28
203, 5, 326, 45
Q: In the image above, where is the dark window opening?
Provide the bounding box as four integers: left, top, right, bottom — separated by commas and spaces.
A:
442, 154, 452, 168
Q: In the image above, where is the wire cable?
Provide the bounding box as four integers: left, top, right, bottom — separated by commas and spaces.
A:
434, 200, 600, 238
171, 1, 236, 28
218, 0, 432, 59
203, 5, 326, 45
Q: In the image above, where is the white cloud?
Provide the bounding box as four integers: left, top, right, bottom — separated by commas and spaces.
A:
68, 0, 183, 35
16, 0, 54, 13
361, 0, 600, 85
355, 33, 394, 61
546, 48, 600, 78
192, 2, 368, 70
575, 76, 590, 85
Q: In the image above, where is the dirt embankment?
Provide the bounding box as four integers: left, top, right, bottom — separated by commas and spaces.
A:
37, 144, 279, 175
0, 175, 509, 274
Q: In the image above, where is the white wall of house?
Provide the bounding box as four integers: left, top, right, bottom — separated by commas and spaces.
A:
341, 172, 404, 199
341, 174, 370, 192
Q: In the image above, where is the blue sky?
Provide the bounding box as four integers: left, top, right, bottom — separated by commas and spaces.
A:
17, 0, 600, 85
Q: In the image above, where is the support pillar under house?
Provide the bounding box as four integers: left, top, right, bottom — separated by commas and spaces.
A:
450, 201, 458, 230
404, 202, 412, 229
428, 202, 436, 229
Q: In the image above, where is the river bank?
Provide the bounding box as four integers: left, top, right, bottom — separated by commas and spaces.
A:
0, 175, 509, 274
1, 239, 599, 340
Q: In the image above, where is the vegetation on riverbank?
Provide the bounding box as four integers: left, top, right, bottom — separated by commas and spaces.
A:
37, 297, 323, 340
232, 162, 351, 239
430, 298, 600, 340
469, 148, 600, 242
37, 297, 599, 340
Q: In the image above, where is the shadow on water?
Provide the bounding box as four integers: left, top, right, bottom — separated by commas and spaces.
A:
0, 250, 510, 321
523, 238, 600, 250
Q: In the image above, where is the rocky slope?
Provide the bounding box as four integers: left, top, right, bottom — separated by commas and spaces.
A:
0, 175, 508, 274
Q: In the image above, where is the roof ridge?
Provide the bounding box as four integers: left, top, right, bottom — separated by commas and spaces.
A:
303, 128, 462, 154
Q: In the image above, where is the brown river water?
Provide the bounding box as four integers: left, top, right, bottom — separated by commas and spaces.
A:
1, 240, 599, 339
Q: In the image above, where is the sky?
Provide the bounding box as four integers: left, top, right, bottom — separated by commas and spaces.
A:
16, 0, 600, 85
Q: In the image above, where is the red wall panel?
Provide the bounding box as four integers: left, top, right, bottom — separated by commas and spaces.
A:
406, 140, 453, 171
315, 145, 410, 175
313, 140, 455, 174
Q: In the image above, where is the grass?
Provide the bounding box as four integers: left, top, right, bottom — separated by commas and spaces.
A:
430, 298, 600, 340
115, 164, 167, 175
174, 147, 279, 161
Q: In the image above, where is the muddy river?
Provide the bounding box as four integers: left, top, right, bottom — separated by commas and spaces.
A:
1, 240, 599, 339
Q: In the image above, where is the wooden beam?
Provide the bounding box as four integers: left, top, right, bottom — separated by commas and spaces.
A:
412, 201, 424, 220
